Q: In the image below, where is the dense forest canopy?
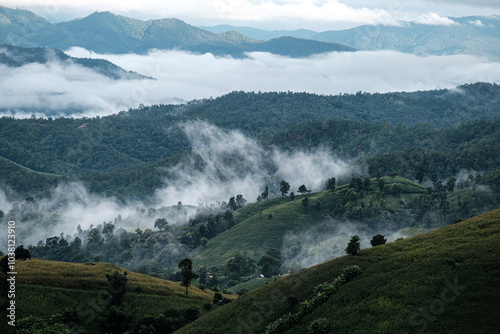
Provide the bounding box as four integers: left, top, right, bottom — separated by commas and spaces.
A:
0, 83, 499, 201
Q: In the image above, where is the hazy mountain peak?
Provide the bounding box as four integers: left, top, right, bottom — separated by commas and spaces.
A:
0, 5, 51, 25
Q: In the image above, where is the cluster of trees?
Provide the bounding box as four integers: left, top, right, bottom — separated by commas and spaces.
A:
345, 234, 387, 256
268, 117, 500, 205
195, 249, 283, 292
321, 173, 497, 229
27, 218, 187, 278
181, 206, 237, 248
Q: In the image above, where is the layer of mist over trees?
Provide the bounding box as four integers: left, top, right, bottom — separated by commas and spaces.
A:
0, 83, 499, 294
0, 83, 500, 201
9, 170, 496, 292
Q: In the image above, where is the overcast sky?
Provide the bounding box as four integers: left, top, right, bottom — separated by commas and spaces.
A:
2, 0, 500, 30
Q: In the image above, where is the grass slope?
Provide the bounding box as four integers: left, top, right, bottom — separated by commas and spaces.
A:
189, 177, 427, 268
177, 208, 500, 334
3, 259, 235, 333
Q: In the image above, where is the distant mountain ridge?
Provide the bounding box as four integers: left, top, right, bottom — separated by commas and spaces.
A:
0, 6, 354, 57
203, 15, 500, 60
0, 44, 150, 80
313, 16, 500, 60
200, 25, 318, 40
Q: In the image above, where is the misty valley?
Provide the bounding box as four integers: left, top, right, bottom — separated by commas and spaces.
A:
1, 4, 500, 334
1, 84, 500, 334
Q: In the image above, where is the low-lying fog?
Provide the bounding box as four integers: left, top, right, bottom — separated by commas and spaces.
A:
1, 48, 499, 117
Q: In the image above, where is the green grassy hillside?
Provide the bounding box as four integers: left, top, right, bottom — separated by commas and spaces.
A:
1, 259, 235, 333
189, 176, 493, 269
177, 208, 500, 334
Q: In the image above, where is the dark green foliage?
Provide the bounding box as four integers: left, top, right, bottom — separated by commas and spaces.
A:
28, 219, 184, 275
415, 165, 426, 184
154, 218, 171, 231
213, 292, 222, 304
2, 84, 500, 201
177, 211, 500, 334
228, 195, 246, 211
447, 176, 457, 192
267, 249, 282, 262
178, 258, 198, 295
14, 245, 31, 260
225, 252, 256, 278
325, 177, 336, 192
370, 234, 387, 247
105, 271, 128, 307
17, 315, 82, 334
264, 265, 362, 334
103, 306, 130, 334
307, 318, 329, 334
131, 306, 201, 334
280, 181, 291, 197
261, 185, 269, 200
258, 254, 282, 278
297, 184, 311, 194
302, 197, 309, 209
0, 256, 8, 274
345, 235, 361, 256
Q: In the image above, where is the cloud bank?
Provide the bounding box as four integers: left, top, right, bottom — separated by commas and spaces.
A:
155, 121, 353, 206
2, 49, 500, 118
6, 0, 500, 30
0, 120, 355, 248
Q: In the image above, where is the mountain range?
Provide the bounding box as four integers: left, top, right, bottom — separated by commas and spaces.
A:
204, 15, 500, 60
4, 6, 500, 60
0, 6, 354, 57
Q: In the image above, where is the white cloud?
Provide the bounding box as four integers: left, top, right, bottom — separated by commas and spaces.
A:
413, 12, 458, 26
7, 0, 497, 30
0, 0, 398, 28
469, 19, 485, 27
2, 49, 500, 118
154, 121, 354, 207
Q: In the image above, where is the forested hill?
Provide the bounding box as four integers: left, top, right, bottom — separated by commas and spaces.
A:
130, 82, 500, 138
0, 44, 150, 80
1, 83, 500, 200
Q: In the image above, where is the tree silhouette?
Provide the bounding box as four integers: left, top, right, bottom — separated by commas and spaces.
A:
14, 245, 31, 260
370, 234, 387, 247
178, 258, 198, 295
280, 181, 290, 196
345, 235, 361, 256
297, 184, 310, 194
325, 177, 336, 192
